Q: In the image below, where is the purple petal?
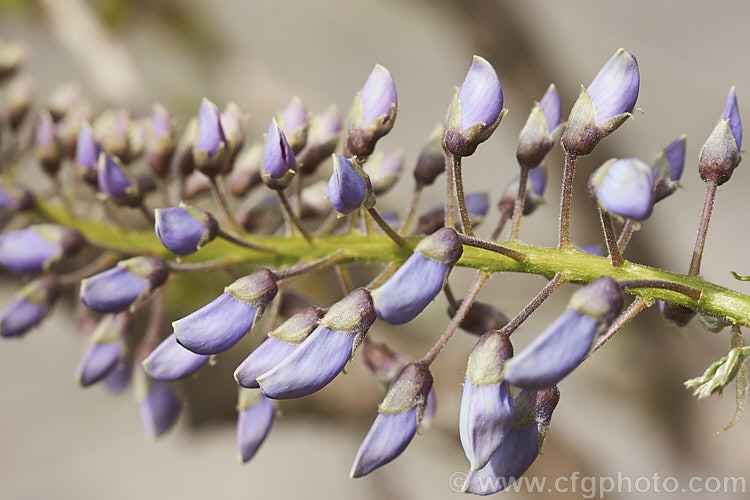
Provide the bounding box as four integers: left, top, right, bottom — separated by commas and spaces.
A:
504, 308, 599, 389
237, 394, 275, 463
262, 118, 296, 179
105, 356, 132, 393
0, 228, 59, 274
539, 84, 561, 131
350, 408, 418, 478
596, 158, 654, 220
0, 298, 45, 338
139, 379, 182, 438
314, 105, 342, 142
143, 333, 210, 381
75, 122, 100, 173
234, 336, 297, 388
257, 325, 355, 399
587, 49, 639, 123
80, 267, 148, 313
174, 292, 259, 355
98, 153, 133, 200
465, 192, 489, 218
328, 155, 366, 214
422, 388, 437, 426
76, 339, 125, 387
361, 64, 397, 125
528, 165, 547, 197
281, 96, 308, 133
664, 136, 687, 182
459, 376, 514, 471
722, 87, 742, 148
458, 56, 503, 131
155, 206, 208, 256
579, 244, 606, 257
197, 98, 225, 156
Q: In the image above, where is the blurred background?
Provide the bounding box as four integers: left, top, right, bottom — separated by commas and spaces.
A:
1, 0, 750, 498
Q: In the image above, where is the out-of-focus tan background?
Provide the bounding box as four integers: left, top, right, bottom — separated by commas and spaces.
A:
2, 0, 750, 498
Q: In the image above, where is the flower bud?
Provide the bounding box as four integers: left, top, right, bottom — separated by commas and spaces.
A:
651, 135, 686, 202
463, 192, 489, 228
699, 87, 742, 186
497, 165, 548, 217
0, 40, 28, 81
75, 122, 100, 184
237, 389, 275, 463
105, 355, 132, 393
35, 111, 62, 176
174, 269, 278, 355
415, 204, 445, 235
134, 367, 182, 438
76, 313, 129, 387
448, 300, 509, 335
461, 331, 514, 471
127, 118, 148, 160
444, 56, 506, 157
193, 98, 228, 177
327, 155, 374, 214
182, 171, 211, 199
561, 49, 639, 156
220, 102, 248, 167
0, 224, 82, 274
80, 256, 168, 314
6, 73, 35, 128
371, 227, 462, 324
588, 158, 654, 220
258, 288, 376, 399
155, 204, 219, 256
297, 180, 330, 219
47, 82, 82, 121
97, 153, 142, 206
367, 149, 405, 195
350, 362, 432, 477
142, 333, 210, 382
277, 96, 308, 154
56, 100, 91, 158
146, 104, 176, 177
93, 108, 130, 160
345, 64, 397, 157
0, 182, 33, 213
659, 301, 696, 327
413, 123, 445, 187
172, 117, 198, 176
227, 143, 262, 197
516, 84, 562, 167
504, 277, 623, 389
260, 118, 297, 190
0, 275, 58, 338
297, 105, 342, 174
234, 306, 323, 388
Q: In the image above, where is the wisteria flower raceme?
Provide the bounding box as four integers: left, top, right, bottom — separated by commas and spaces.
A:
260, 118, 297, 190
0, 275, 58, 338
350, 362, 432, 478
134, 367, 182, 439
327, 155, 373, 215
76, 313, 129, 387
699, 87, 742, 186
258, 288, 376, 399
236, 389, 275, 463
345, 64, 397, 157
367, 149, 405, 195
444, 55, 506, 157
0, 224, 82, 274
562, 48, 640, 156
517, 83, 563, 167
154, 204, 219, 256
97, 153, 141, 206
80, 256, 168, 314
297, 105, 342, 175
651, 135, 687, 202
175, 269, 278, 355
589, 158, 655, 220
35, 110, 61, 175
277, 95, 308, 154
371, 227, 462, 324
147, 103, 176, 177
193, 97, 228, 177
142, 333, 210, 382
504, 277, 624, 389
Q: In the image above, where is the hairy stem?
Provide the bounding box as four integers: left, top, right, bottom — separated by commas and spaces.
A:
208, 176, 243, 236
689, 180, 718, 276
509, 164, 529, 241
458, 233, 526, 262
599, 209, 625, 267
277, 189, 314, 243
490, 210, 510, 241
217, 228, 277, 253
368, 207, 407, 247
453, 155, 474, 237
617, 219, 639, 253
590, 297, 650, 355
558, 149, 577, 248
502, 273, 566, 337
444, 149, 455, 228
398, 185, 422, 236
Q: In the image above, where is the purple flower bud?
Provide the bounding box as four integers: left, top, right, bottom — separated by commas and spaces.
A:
172, 117, 198, 176
448, 300, 509, 336
517, 84, 562, 167
504, 277, 623, 389
699, 87, 742, 186
362, 340, 411, 388
651, 135, 686, 202
464, 387, 559, 494
142, 333, 210, 382
221, 102, 248, 160
444, 56, 505, 157
327, 155, 372, 214
416, 203, 447, 235
589, 158, 654, 220
345, 64, 397, 157
350, 363, 432, 477
368, 149, 405, 195
562, 49, 639, 156
237, 389, 275, 463
659, 301, 696, 327
182, 171, 211, 199
0, 275, 58, 338
413, 123, 445, 187
372, 227, 463, 324
76, 313, 129, 387
57, 101, 92, 159
539, 83, 562, 132
80, 256, 168, 313
175, 269, 278, 355
146, 104, 176, 177
497, 165, 548, 218
75, 122, 101, 184
6, 73, 35, 128
277, 96, 308, 154
297, 105, 342, 175
105, 355, 132, 393
135, 368, 182, 438
93, 108, 130, 160
46, 82, 81, 121
97, 153, 142, 206
258, 289, 376, 399
464, 192, 489, 228
0, 182, 33, 212
260, 118, 297, 190
35, 111, 62, 175
155, 204, 219, 256
0, 224, 82, 274
193, 98, 228, 177
227, 143, 263, 197
234, 306, 323, 388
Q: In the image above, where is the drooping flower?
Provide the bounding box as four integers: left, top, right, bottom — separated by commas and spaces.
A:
0, 182, 32, 213
237, 389, 275, 463
367, 149, 405, 195
147, 103, 176, 177
75, 122, 101, 184
0, 224, 82, 274
35, 110, 61, 175
93, 108, 130, 160
412, 123, 445, 188
345, 64, 397, 157
134, 367, 182, 439
142, 333, 210, 382
220, 101, 248, 170
76, 313, 129, 387
154, 204, 219, 256
80, 257, 168, 314
0, 275, 58, 338
448, 300, 509, 336
497, 165, 548, 217
227, 143, 263, 197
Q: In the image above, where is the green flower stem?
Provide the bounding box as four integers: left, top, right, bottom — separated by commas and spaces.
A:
37, 201, 750, 327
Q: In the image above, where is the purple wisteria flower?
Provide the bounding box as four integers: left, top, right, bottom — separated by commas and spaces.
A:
562, 48, 640, 156
234, 306, 323, 388
517, 83, 563, 167
460, 331, 514, 471
371, 227, 463, 324
147, 103, 176, 177
193, 98, 228, 177
75, 122, 100, 184
105, 355, 132, 394
498, 164, 549, 218
277, 96, 309, 154
135, 367, 182, 439
0, 182, 32, 213
257, 288, 376, 399
504, 277, 623, 389
367, 149, 405, 195
699, 87, 742, 186
297, 105, 342, 175
93, 108, 130, 160
57, 101, 91, 158
260, 118, 297, 190
589, 158, 654, 220
154, 204, 219, 256
0, 275, 58, 338
350, 362, 432, 478
35, 110, 61, 175
345, 64, 397, 157
413, 123, 445, 188
0, 224, 82, 274
237, 389, 275, 463
174, 269, 278, 355
76, 313, 129, 387
651, 135, 687, 202
142, 333, 210, 382
327, 155, 372, 214
220, 102, 247, 162
464, 192, 489, 228
80, 256, 169, 313
444, 55, 505, 157
97, 153, 141, 206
